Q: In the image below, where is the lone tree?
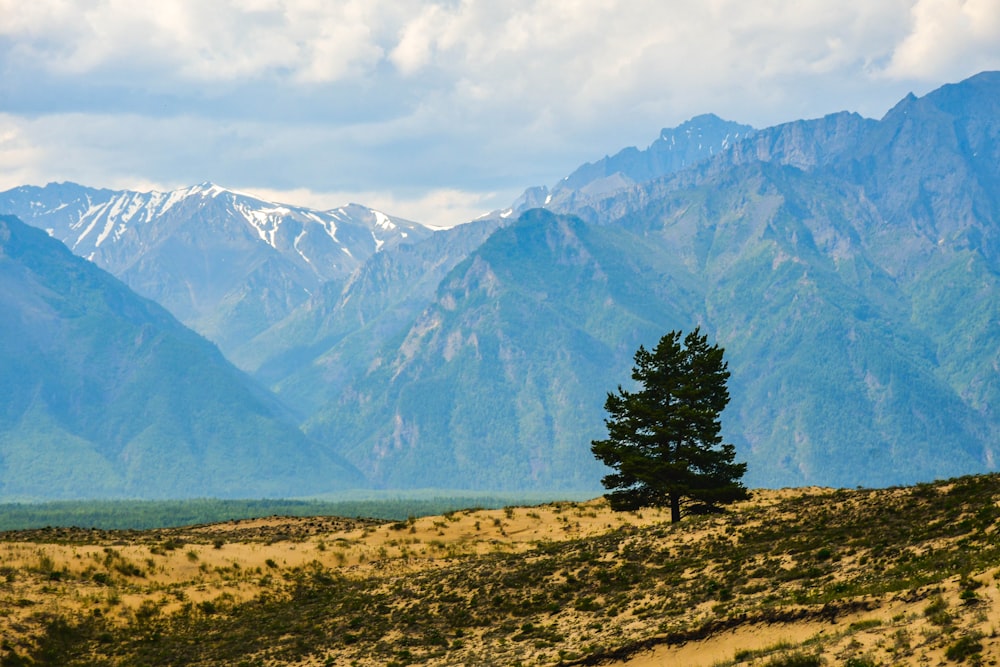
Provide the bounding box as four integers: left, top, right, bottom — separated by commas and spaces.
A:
591, 328, 748, 522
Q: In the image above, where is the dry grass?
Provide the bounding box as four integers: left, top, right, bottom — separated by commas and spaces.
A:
2, 476, 1000, 666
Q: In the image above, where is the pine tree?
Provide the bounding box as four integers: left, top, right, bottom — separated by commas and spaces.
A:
591, 328, 748, 522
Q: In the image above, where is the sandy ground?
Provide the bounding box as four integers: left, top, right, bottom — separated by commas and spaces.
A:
612, 572, 1000, 666
1, 498, 672, 633
3, 488, 1000, 666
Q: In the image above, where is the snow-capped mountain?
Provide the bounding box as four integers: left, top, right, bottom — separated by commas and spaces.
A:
0, 182, 433, 353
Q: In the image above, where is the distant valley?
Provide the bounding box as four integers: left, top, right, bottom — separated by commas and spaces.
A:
2, 71, 999, 498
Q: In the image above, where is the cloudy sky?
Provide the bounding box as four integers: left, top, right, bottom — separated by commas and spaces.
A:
2, 1, 999, 227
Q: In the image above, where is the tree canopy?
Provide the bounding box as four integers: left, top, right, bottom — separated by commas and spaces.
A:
591, 328, 748, 522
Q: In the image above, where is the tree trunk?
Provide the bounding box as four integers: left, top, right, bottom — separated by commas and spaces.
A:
670, 493, 681, 523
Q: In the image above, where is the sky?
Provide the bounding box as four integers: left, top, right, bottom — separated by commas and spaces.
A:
2, 1, 999, 228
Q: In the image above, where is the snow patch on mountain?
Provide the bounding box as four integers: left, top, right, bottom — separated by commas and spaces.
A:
373, 210, 395, 230
293, 230, 312, 265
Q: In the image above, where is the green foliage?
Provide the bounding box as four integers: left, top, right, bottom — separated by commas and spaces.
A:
843, 657, 878, 667
0, 494, 576, 531
591, 328, 748, 520
924, 595, 952, 626
764, 653, 822, 667
945, 634, 983, 662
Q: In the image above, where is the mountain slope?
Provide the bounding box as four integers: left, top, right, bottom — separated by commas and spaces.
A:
544, 71, 1000, 486
292, 72, 1000, 490
0, 214, 364, 499
303, 209, 701, 490
0, 183, 432, 353
845, 71, 1000, 461
608, 161, 988, 486
234, 218, 504, 417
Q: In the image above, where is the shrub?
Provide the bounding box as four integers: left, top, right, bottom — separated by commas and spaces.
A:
844, 658, 878, 667
765, 652, 822, 667
924, 595, 952, 626
945, 634, 983, 662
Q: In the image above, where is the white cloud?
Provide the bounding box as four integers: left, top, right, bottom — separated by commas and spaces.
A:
388, 5, 442, 76
378, 1, 916, 122
0, 111, 511, 228
0, 118, 46, 188
883, 0, 1000, 80
0, 0, 390, 83
2, 1, 990, 117
246, 186, 510, 229
1, 0, 998, 224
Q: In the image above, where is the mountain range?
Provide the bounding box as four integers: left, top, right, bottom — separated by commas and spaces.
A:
0, 183, 431, 354
2, 70, 998, 497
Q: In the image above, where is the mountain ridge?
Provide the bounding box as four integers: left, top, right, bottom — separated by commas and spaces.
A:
509, 113, 756, 216
0, 182, 433, 353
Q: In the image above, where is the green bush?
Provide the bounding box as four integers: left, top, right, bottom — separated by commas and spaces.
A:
844, 657, 878, 667
765, 652, 822, 667
924, 595, 952, 626
945, 634, 983, 662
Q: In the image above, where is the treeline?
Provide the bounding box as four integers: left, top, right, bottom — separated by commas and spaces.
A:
0, 493, 589, 531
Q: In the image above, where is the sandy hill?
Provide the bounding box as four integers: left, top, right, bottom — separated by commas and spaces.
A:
2, 476, 1000, 665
